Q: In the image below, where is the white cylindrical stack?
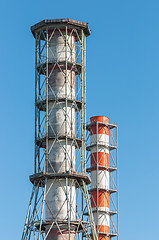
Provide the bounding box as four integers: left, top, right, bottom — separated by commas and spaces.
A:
45, 29, 76, 240
48, 29, 75, 63
90, 116, 110, 240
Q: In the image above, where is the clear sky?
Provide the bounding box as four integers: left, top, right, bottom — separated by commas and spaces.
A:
0, 0, 159, 239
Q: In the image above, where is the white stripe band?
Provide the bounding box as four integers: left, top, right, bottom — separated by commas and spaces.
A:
92, 207, 109, 212
90, 134, 109, 146
93, 212, 110, 226
91, 170, 109, 189
90, 146, 109, 154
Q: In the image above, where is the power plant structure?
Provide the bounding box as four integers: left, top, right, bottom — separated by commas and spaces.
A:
21, 19, 118, 240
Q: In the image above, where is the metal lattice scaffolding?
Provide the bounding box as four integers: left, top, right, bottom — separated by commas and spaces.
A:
86, 119, 118, 240
21, 19, 97, 240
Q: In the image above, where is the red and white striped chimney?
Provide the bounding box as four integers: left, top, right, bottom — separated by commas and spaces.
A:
90, 116, 110, 240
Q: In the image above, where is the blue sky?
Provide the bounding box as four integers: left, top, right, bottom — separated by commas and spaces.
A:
0, 0, 159, 239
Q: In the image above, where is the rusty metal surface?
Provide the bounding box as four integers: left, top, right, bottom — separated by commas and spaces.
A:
31, 19, 91, 37
29, 171, 91, 186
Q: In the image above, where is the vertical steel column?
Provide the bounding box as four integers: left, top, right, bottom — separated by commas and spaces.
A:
46, 27, 49, 173
81, 29, 84, 173
35, 33, 37, 174
96, 122, 99, 237
116, 126, 119, 240
83, 33, 87, 172
38, 37, 41, 172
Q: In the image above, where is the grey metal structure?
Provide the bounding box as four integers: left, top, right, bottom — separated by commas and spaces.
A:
86, 121, 118, 240
21, 19, 97, 240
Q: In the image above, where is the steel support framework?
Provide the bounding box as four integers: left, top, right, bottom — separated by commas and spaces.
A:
21, 19, 97, 240
86, 121, 118, 240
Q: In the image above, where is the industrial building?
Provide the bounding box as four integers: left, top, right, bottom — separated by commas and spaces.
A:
21, 18, 118, 240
